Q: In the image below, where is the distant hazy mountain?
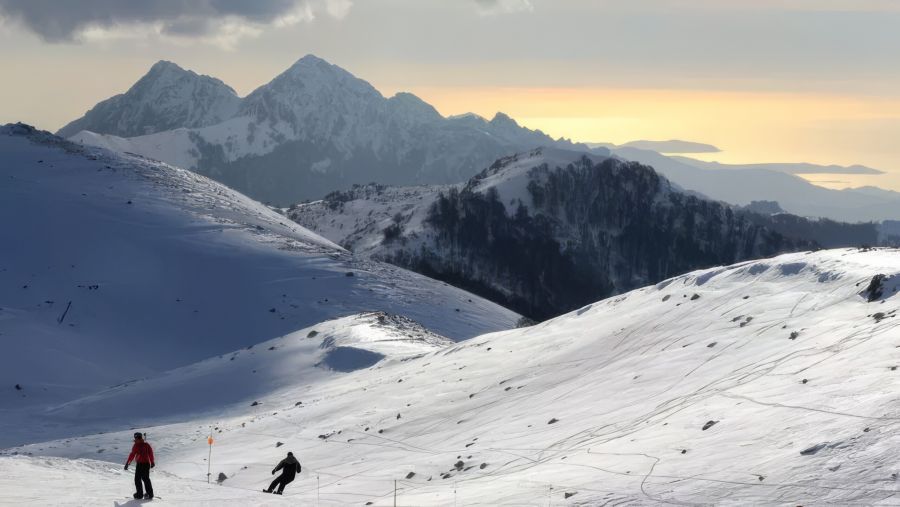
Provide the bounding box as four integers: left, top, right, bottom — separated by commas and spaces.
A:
57, 61, 240, 138
672, 156, 885, 175
67, 55, 588, 204
611, 147, 900, 222
587, 139, 720, 153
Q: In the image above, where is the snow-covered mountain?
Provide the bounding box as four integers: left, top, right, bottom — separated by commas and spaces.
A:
66, 55, 589, 204
612, 147, 900, 223
4, 248, 898, 505
0, 123, 519, 438
57, 61, 241, 139
288, 148, 859, 320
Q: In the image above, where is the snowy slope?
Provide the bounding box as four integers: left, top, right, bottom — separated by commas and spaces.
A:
290, 183, 448, 256
0, 124, 519, 427
6, 248, 899, 505
464, 148, 608, 211
6, 312, 454, 448
0, 456, 293, 506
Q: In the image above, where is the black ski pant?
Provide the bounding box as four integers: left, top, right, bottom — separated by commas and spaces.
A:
267, 473, 295, 494
134, 462, 153, 497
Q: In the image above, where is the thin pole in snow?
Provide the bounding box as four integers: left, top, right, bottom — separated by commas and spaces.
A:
548, 484, 552, 507
317, 475, 320, 507
57, 300, 72, 324
454, 483, 457, 507
394, 479, 397, 507
206, 434, 214, 484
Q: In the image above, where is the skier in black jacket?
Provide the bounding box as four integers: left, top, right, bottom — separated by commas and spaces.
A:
264, 452, 301, 495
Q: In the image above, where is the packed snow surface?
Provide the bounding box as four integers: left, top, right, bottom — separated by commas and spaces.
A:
0, 456, 293, 506
4, 247, 899, 505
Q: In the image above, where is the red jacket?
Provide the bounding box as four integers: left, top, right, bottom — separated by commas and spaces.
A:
126, 441, 154, 466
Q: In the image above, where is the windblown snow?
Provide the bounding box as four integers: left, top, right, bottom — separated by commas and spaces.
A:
3, 245, 899, 505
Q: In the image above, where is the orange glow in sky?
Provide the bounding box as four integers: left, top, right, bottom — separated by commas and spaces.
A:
394, 86, 900, 191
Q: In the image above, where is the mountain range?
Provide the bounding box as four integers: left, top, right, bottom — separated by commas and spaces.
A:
63, 55, 900, 224
3, 102, 899, 504
65, 55, 587, 205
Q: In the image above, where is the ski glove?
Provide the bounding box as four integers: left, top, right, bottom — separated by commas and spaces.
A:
272, 469, 276, 475
124, 464, 129, 470
151, 463, 155, 469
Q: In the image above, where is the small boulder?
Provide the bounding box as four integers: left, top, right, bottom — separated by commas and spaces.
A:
800, 443, 827, 455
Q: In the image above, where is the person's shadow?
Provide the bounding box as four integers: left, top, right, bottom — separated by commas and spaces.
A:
113, 499, 151, 506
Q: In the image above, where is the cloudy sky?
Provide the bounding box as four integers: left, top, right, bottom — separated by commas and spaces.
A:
1, 0, 899, 190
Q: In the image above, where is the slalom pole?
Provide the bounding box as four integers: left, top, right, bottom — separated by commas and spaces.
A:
207, 435, 214, 484
394, 479, 397, 507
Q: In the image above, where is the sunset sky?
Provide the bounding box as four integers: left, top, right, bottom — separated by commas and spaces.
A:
1, 0, 899, 189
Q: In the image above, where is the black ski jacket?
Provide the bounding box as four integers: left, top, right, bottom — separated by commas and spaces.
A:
273, 456, 301, 479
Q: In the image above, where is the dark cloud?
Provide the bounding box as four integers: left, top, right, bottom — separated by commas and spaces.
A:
0, 0, 303, 42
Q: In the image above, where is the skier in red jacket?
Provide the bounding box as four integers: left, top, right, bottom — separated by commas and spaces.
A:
125, 432, 155, 499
